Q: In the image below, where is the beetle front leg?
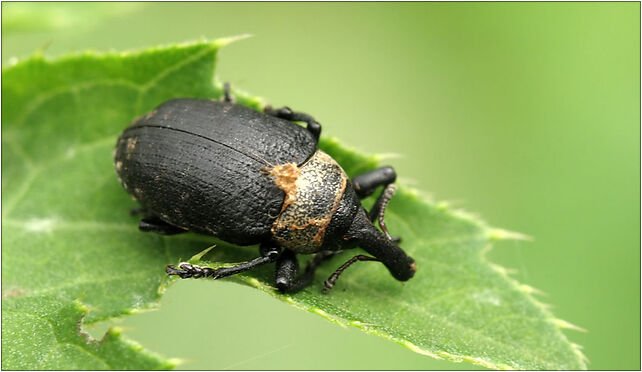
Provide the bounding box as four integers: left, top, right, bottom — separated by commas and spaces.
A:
352, 166, 400, 242
368, 184, 399, 242
264, 106, 321, 142
323, 255, 380, 293
166, 244, 281, 279
274, 249, 339, 293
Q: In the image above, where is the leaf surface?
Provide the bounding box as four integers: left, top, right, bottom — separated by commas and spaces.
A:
1, 40, 586, 370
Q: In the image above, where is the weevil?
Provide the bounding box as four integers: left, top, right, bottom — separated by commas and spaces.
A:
114, 84, 416, 293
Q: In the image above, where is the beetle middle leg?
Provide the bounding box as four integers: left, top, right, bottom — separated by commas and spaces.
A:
264, 106, 321, 142
274, 249, 340, 293
166, 243, 281, 279
352, 166, 400, 242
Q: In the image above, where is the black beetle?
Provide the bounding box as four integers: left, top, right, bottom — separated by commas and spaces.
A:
114, 84, 415, 293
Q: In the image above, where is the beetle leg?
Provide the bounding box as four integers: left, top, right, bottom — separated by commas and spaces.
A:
139, 217, 188, 235
352, 166, 400, 242
323, 255, 380, 293
264, 106, 321, 142
166, 244, 281, 280
275, 250, 340, 293
352, 166, 396, 199
274, 249, 299, 291
221, 82, 233, 103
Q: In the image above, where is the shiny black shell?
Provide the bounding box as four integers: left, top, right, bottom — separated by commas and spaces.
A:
114, 98, 317, 245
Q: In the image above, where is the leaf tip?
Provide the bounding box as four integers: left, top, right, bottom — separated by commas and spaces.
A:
124, 307, 141, 315
488, 228, 532, 242
166, 357, 185, 368
107, 326, 124, 337
488, 262, 518, 276
214, 34, 254, 47
72, 298, 90, 314
189, 244, 216, 262
570, 343, 590, 365
552, 318, 587, 333
518, 283, 547, 296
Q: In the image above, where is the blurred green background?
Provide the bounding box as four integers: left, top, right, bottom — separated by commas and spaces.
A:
2, 2, 639, 370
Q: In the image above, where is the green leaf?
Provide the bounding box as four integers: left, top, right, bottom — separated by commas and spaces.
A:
2, 40, 586, 370
1, 40, 234, 369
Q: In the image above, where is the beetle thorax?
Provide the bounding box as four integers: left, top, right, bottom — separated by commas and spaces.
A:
268, 150, 348, 253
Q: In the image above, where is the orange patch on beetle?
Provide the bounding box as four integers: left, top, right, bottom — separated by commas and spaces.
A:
289, 217, 318, 230
270, 150, 349, 253
263, 163, 301, 212
312, 219, 331, 244
292, 217, 329, 245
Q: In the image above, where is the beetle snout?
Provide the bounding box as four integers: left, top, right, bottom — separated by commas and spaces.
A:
390, 256, 416, 282
404, 260, 417, 280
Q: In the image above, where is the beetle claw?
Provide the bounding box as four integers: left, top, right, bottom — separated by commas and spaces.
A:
166, 264, 189, 278
166, 264, 192, 278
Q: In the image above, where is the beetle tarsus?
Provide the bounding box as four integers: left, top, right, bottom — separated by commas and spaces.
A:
323, 255, 379, 293
166, 262, 215, 279
264, 105, 321, 141
166, 245, 281, 280
353, 167, 399, 242
371, 184, 397, 241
